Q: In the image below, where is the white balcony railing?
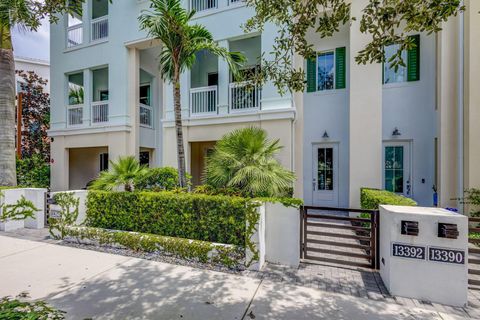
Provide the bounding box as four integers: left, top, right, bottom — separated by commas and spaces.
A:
91, 16, 108, 41
229, 81, 261, 112
191, 0, 217, 12
66, 24, 83, 48
190, 86, 218, 115
91, 101, 109, 124
139, 104, 153, 127
67, 105, 83, 126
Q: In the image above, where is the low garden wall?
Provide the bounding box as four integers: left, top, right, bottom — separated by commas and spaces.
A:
0, 188, 46, 231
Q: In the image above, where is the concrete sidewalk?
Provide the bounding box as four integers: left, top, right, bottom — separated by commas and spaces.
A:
0, 235, 470, 319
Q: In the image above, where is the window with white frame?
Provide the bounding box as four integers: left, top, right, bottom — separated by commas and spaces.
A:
317, 51, 335, 91
383, 44, 407, 84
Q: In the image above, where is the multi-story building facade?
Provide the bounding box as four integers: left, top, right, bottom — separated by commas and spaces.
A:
49, 0, 480, 211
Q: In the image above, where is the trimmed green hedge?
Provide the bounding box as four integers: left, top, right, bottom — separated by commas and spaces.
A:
85, 191, 257, 246
360, 188, 417, 210
64, 226, 243, 268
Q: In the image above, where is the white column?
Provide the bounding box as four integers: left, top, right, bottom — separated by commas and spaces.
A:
127, 47, 140, 158
217, 39, 230, 114
348, 0, 383, 207
83, 69, 91, 124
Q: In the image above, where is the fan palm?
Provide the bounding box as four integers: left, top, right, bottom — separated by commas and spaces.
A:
205, 127, 295, 197
89, 156, 148, 192
138, 0, 245, 188
0, 0, 83, 186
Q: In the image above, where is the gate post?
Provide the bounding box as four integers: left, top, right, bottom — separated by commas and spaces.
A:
299, 206, 304, 259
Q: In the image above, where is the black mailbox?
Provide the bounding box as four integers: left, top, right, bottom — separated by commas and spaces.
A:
438, 223, 459, 239
401, 220, 419, 236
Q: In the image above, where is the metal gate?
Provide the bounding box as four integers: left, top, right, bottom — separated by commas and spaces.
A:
468, 216, 480, 289
300, 206, 379, 269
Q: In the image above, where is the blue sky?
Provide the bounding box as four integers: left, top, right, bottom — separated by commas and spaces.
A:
12, 19, 50, 62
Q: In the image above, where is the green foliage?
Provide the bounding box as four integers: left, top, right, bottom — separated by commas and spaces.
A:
461, 188, 480, 216
135, 167, 190, 191
16, 155, 50, 188
89, 156, 149, 192
0, 191, 39, 222
243, 0, 463, 94
138, 0, 245, 84
48, 192, 80, 240
205, 127, 295, 198
0, 294, 65, 320
360, 187, 417, 210
64, 226, 243, 268
85, 191, 259, 247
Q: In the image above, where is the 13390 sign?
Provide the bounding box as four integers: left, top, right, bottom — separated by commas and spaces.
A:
428, 247, 465, 264
392, 243, 426, 260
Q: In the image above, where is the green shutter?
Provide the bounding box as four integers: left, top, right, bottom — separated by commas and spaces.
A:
306, 57, 316, 92
335, 47, 346, 89
407, 35, 420, 82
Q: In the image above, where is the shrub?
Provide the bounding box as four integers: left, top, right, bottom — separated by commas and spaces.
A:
48, 192, 80, 239
204, 127, 295, 197
85, 191, 258, 246
16, 155, 50, 188
360, 187, 417, 210
64, 226, 243, 268
0, 295, 65, 319
89, 156, 148, 192
135, 167, 188, 191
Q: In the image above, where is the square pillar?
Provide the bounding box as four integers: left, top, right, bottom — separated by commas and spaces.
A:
217, 39, 230, 114
348, 0, 383, 207
127, 47, 140, 158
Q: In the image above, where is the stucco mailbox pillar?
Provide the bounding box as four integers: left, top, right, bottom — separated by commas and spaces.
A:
379, 205, 468, 307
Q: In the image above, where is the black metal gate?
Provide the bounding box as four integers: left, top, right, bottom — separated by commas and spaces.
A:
300, 206, 379, 269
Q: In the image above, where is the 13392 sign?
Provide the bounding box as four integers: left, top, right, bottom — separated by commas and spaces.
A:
392, 243, 426, 260
428, 247, 465, 264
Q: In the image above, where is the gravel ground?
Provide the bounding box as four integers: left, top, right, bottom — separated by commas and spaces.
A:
59, 239, 250, 275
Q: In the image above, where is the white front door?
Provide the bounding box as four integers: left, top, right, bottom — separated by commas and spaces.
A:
312, 144, 339, 207
383, 141, 412, 197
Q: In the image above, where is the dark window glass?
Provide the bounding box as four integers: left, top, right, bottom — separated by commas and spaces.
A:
317, 52, 334, 91
100, 153, 108, 171
318, 147, 333, 191
384, 146, 404, 193
140, 151, 150, 167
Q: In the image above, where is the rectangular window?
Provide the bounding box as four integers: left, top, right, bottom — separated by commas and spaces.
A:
318, 147, 333, 191
383, 44, 407, 84
92, 68, 108, 102
139, 151, 150, 167
317, 51, 335, 91
68, 72, 84, 105
140, 84, 151, 106
384, 146, 404, 193
100, 153, 109, 171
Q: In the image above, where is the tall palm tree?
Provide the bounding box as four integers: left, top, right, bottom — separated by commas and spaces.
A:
0, 0, 79, 186
139, 0, 245, 188
89, 156, 148, 192
205, 127, 296, 197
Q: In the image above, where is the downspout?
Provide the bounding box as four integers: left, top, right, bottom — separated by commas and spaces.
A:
457, 1, 465, 213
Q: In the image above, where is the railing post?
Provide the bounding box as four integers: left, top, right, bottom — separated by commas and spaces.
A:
375, 210, 380, 269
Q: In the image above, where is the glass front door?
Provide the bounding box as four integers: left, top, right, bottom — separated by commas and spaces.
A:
312, 144, 339, 207
383, 142, 411, 197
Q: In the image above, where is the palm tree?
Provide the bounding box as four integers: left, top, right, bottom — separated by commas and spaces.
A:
0, 1, 80, 186
205, 127, 295, 197
138, 0, 245, 188
89, 156, 148, 192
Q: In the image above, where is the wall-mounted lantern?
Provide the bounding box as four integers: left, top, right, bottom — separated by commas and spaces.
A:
322, 131, 329, 139
392, 127, 401, 137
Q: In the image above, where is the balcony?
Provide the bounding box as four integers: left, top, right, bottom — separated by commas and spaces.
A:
91, 16, 108, 41
67, 105, 83, 126
66, 24, 83, 48
190, 86, 218, 116
91, 101, 109, 124
191, 0, 217, 12
229, 81, 261, 112
140, 103, 153, 127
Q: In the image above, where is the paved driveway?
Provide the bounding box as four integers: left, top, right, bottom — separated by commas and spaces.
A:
0, 235, 471, 319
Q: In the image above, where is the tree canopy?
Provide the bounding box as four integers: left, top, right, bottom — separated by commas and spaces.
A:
243, 0, 464, 94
